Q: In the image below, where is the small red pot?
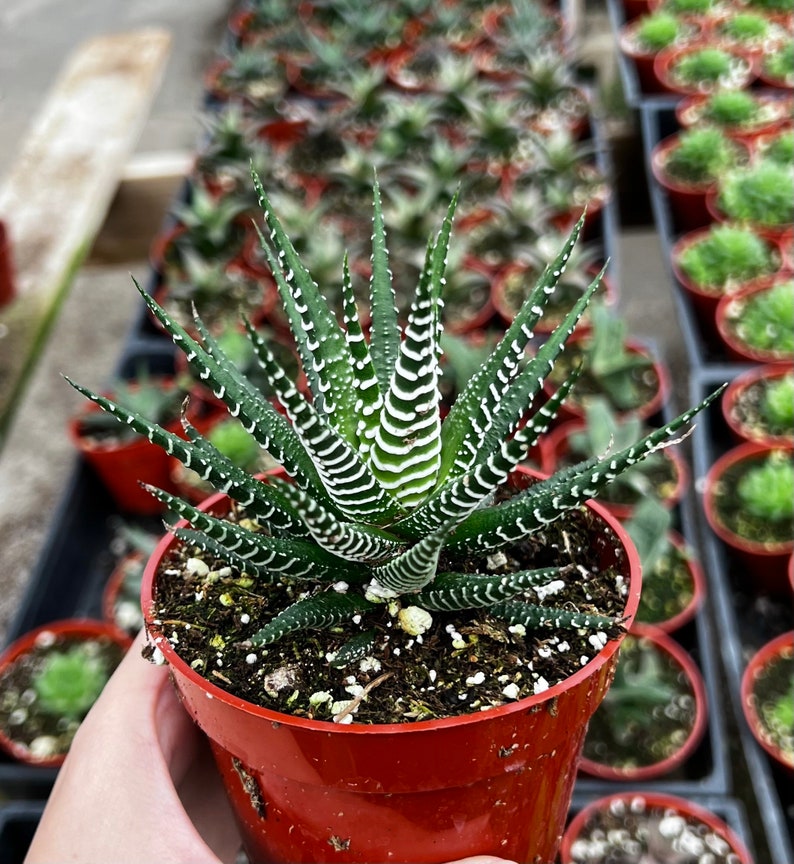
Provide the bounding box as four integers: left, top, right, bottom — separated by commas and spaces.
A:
578, 623, 709, 781
142, 472, 641, 864
671, 226, 784, 343
715, 276, 794, 364
541, 334, 671, 427
653, 41, 758, 96
540, 420, 689, 520
633, 530, 706, 633
722, 364, 794, 447
703, 441, 794, 595
618, 16, 706, 93
0, 619, 131, 767
650, 130, 751, 232
0, 220, 16, 308
675, 91, 793, 142
560, 791, 754, 864
741, 631, 794, 776
69, 378, 197, 515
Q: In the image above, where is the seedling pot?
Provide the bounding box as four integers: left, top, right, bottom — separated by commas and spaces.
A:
142, 479, 641, 864
721, 363, 794, 446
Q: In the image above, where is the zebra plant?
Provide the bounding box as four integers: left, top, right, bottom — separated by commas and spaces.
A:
68, 173, 720, 682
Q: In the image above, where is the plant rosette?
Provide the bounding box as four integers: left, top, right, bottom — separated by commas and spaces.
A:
715, 276, 794, 364
650, 127, 751, 232
559, 791, 754, 864
703, 442, 794, 595
758, 36, 794, 87
741, 630, 794, 774
675, 89, 794, 142
653, 41, 758, 95
707, 9, 791, 57
540, 419, 689, 520
618, 12, 706, 93
72, 178, 721, 863
577, 624, 708, 781
0, 620, 130, 767
670, 223, 784, 342
722, 364, 794, 447
142, 472, 642, 864
707, 159, 794, 241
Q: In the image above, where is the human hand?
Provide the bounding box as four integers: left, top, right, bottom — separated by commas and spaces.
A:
23, 628, 518, 864
24, 629, 240, 863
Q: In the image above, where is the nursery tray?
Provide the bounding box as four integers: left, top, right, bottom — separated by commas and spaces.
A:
688, 367, 794, 864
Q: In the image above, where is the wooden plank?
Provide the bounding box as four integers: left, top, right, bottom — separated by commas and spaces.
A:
0, 27, 172, 440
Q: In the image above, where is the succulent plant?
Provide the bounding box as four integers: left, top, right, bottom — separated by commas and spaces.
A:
670, 47, 740, 85
762, 38, 794, 83
634, 12, 688, 52
32, 645, 112, 720
761, 373, 794, 433
716, 161, 794, 230
697, 89, 764, 127
69, 176, 719, 720
662, 126, 744, 186
737, 451, 794, 523
728, 280, 794, 355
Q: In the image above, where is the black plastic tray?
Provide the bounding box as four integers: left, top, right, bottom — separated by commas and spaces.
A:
688, 367, 794, 864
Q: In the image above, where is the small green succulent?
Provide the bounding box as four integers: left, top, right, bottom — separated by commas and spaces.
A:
677, 224, 779, 291
69, 176, 719, 667
33, 645, 111, 719
730, 280, 794, 354
699, 89, 761, 127
672, 47, 735, 84
758, 130, 794, 167
717, 12, 771, 42
717, 161, 794, 229
634, 12, 684, 52
761, 373, 794, 432
763, 39, 794, 83
737, 451, 794, 523
663, 126, 743, 187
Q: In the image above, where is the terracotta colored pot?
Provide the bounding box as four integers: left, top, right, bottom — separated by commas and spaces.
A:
632, 530, 706, 633
653, 41, 757, 96
675, 90, 793, 141
722, 364, 794, 447
578, 623, 709, 781
618, 15, 706, 93
650, 130, 751, 232
141, 473, 641, 864
560, 791, 754, 864
0, 619, 131, 767
541, 334, 671, 427
703, 442, 794, 595
671, 226, 784, 343
539, 420, 689, 520
69, 378, 196, 516
0, 220, 15, 308
715, 276, 794, 364
741, 631, 794, 775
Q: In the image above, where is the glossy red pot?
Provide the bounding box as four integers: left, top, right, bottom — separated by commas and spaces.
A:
0, 220, 15, 308
741, 630, 794, 776
559, 791, 754, 864
703, 442, 794, 595
0, 619, 131, 767
715, 276, 794, 364
142, 475, 641, 864
578, 623, 708, 781
722, 363, 794, 447
650, 130, 750, 232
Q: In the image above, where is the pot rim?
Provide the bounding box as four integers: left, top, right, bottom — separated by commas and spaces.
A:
142, 473, 642, 735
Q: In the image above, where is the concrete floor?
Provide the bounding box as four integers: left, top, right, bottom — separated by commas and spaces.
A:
0, 1, 688, 646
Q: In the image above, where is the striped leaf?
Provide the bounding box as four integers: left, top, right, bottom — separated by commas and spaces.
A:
489, 600, 618, 631
416, 567, 564, 611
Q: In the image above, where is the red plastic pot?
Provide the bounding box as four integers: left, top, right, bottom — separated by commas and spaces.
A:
541, 334, 670, 427
715, 276, 794, 364
675, 91, 793, 142
0, 619, 131, 767
671, 226, 784, 344
633, 530, 706, 633
0, 220, 16, 308
559, 791, 754, 864
539, 419, 689, 520
721, 364, 794, 446
653, 41, 757, 96
650, 130, 751, 232
69, 378, 197, 515
703, 442, 794, 595
141, 473, 641, 864
741, 630, 794, 776
578, 623, 709, 781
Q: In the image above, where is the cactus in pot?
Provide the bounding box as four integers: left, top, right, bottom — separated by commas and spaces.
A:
67, 174, 721, 863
